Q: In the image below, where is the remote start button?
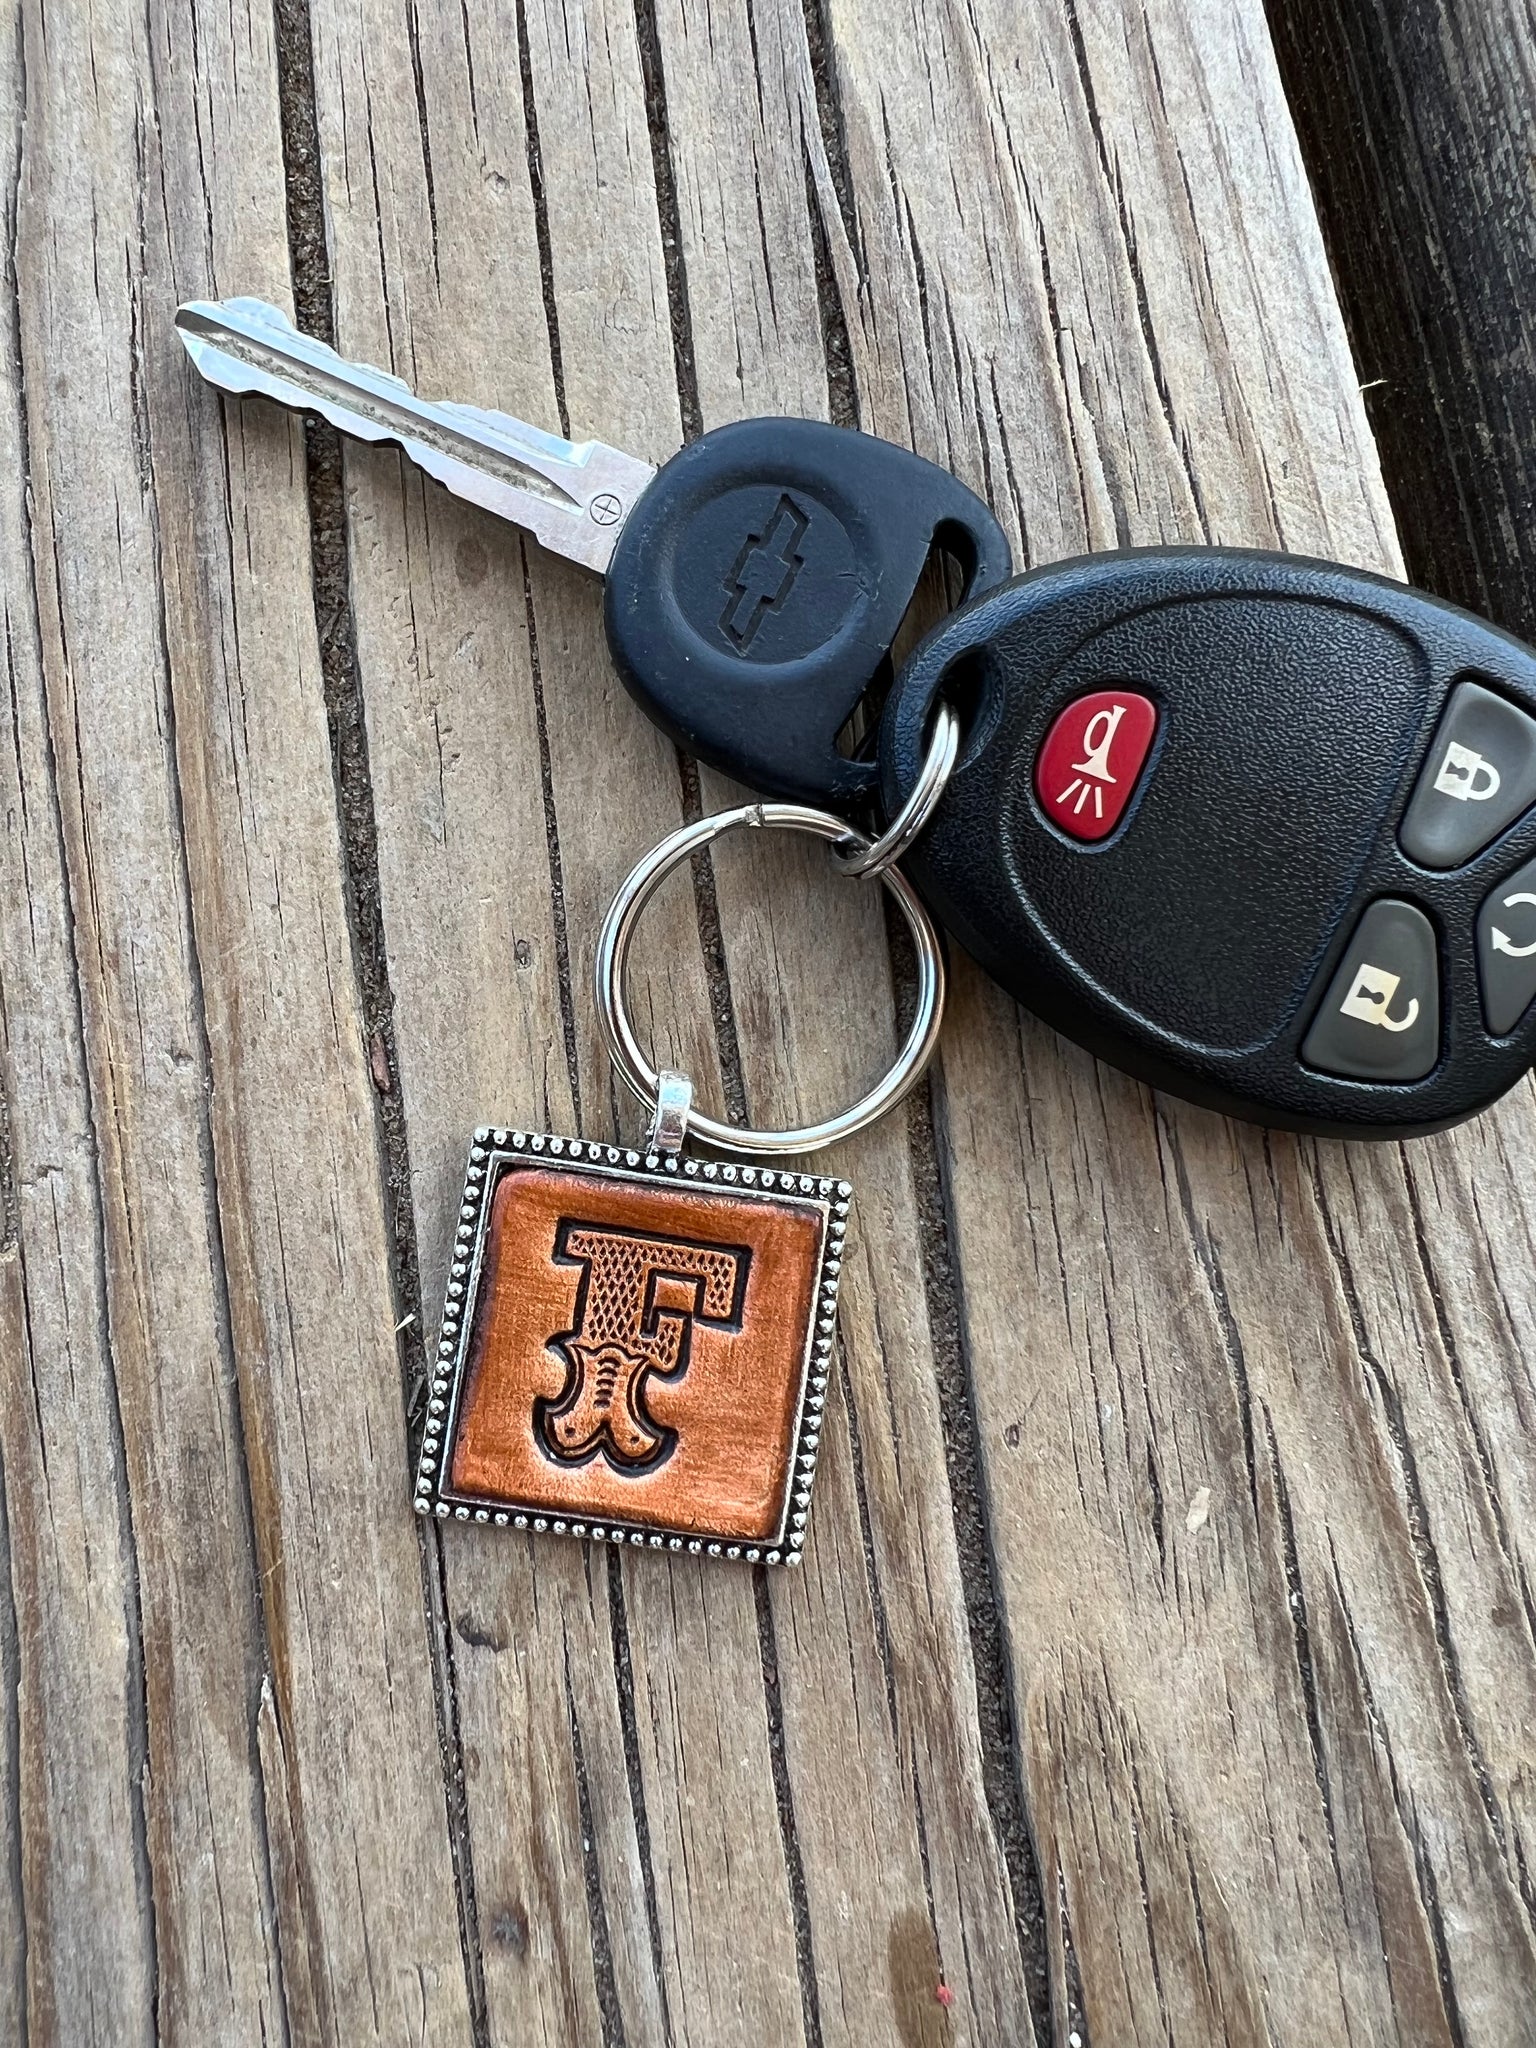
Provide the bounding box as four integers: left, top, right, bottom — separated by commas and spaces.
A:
1035, 689, 1157, 841
1399, 680, 1536, 869
1476, 853, 1536, 1034
1302, 900, 1439, 1082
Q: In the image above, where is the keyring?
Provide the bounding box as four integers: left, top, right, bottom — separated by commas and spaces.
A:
418, 802, 947, 1563
833, 703, 960, 879
595, 803, 947, 1155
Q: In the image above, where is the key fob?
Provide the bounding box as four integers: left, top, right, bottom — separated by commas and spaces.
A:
603, 418, 1011, 805
879, 547, 1536, 1137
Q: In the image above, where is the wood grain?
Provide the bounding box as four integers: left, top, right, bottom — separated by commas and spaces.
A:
303, 0, 1031, 2037
1, 0, 1533, 2039
651, 7, 1043, 2039
3, 0, 475, 2038
1270, 0, 1536, 645
785, 1, 1536, 2035
303, 1, 804, 2037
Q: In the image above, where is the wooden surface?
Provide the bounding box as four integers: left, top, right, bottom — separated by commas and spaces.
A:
1270, 0, 1536, 645
2, 0, 1534, 2043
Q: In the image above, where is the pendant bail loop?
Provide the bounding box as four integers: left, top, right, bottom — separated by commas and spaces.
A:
646, 1070, 694, 1157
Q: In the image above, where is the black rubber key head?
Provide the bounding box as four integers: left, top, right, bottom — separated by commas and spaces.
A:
603, 417, 1011, 804
879, 547, 1536, 1138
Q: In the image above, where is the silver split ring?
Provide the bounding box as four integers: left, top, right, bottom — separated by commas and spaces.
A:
595, 803, 947, 1157
833, 702, 959, 880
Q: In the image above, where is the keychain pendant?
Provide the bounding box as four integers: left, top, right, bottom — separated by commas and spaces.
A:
415, 1127, 849, 1565
417, 789, 948, 1570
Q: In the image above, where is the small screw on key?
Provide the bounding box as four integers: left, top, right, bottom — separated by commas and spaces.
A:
175, 296, 1012, 804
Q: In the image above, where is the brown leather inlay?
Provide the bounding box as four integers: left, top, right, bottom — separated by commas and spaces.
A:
447, 1163, 826, 1543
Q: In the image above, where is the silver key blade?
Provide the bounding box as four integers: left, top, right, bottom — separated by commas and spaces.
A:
174, 297, 657, 575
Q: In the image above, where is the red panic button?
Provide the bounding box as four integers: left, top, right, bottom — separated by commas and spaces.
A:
1035, 690, 1158, 842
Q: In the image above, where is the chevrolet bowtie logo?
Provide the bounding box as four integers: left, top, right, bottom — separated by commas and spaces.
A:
720, 493, 811, 650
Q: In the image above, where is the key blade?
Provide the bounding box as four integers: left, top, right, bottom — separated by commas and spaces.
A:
175, 297, 656, 575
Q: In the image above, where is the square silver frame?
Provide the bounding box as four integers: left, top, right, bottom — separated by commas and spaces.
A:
412, 1126, 851, 1565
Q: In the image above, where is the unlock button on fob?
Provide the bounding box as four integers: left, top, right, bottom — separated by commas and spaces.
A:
1302, 900, 1440, 1082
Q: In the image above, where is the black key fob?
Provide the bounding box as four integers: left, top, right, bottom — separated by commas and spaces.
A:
879, 547, 1536, 1137
603, 418, 1011, 804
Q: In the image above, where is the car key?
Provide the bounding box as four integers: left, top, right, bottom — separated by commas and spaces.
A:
178, 302, 1536, 1138
174, 297, 1011, 804
879, 546, 1536, 1137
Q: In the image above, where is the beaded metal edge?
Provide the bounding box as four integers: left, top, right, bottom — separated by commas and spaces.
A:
411, 1127, 851, 1565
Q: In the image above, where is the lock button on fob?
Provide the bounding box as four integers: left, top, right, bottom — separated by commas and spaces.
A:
1399, 680, 1536, 869
1302, 901, 1440, 1082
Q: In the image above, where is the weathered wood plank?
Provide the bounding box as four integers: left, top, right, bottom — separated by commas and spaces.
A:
584, 0, 1536, 2034
303, 0, 811, 2039
2, 0, 477, 2036
1270, 0, 1536, 645
791, 0, 1536, 2037
3, 0, 1533, 2035
302, 0, 1036, 2038
650, 3, 1043, 2040
302, 10, 715, 2028
0, 15, 159, 2033
1, 4, 286, 2036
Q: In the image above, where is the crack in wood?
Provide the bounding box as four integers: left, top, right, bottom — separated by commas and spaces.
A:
797, 7, 860, 431
0, 1050, 17, 1263
514, 0, 571, 442
918, 1066, 1052, 2046
798, 0, 867, 296
519, 539, 584, 1131
563, 1633, 631, 2048
674, 756, 750, 1130
1399, 1159, 1536, 1655
403, 0, 443, 295
1326, 1548, 1470, 2048
631, 0, 703, 444
752, 1570, 825, 2048
0, 1421, 25, 2046
1260, 1402, 1345, 1896
1157, 1116, 1262, 1519
833, 1336, 900, 1733
602, 1553, 675, 2048
149, 519, 290, 2047
21, 346, 167, 2043
270, 2, 492, 2038
1056, 1865, 1090, 2048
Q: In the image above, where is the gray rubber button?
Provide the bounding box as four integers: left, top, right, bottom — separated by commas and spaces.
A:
1400, 680, 1536, 869
1477, 853, 1536, 1035
1302, 900, 1439, 1082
